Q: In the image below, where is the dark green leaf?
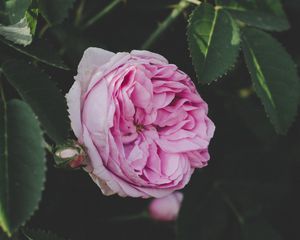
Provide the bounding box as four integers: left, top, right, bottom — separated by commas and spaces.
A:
215, 0, 289, 31
38, 0, 76, 25
1, 60, 69, 143
0, 98, 45, 236
0, 37, 70, 70
187, 3, 240, 84
242, 28, 300, 134
235, 96, 277, 145
0, 0, 31, 25
22, 228, 66, 240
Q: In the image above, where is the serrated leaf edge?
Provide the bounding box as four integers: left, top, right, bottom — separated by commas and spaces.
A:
0, 99, 47, 236
187, 4, 241, 85
241, 28, 300, 134
1, 60, 70, 143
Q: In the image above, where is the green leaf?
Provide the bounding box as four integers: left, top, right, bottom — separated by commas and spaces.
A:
0, 0, 31, 25
1, 60, 69, 143
0, 37, 70, 70
187, 3, 240, 84
25, 8, 39, 36
0, 16, 32, 46
22, 228, 66, 240
242, 28, 300, 134
215, 0, 289, 31
235, 96, 278, 145
38, 0, 76, 25
0, 97, 46, 236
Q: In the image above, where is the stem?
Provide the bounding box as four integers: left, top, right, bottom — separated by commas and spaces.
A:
214, 184, 245, 226
38, 23, 50, 39
222, 193, 245, 225
0, 74, 6, 106
43, 141, 53, 153
141, 0, 191, 50
0, 75, 10, 235
74, 0, 86, 27
82, 0, 123, 30
186, 0, 201, 5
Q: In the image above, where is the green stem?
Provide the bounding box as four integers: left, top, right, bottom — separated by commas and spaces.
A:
82, 0, 123, 30
74, 0, 86, 27
186, 0, 201, 5
0, 74, 10, 235
43, 141, 53, 153
141, 0, 191, 50
222, 193, 245, 225
214, 184, 245, 226
38, 23, 50, 39
0, 75, 6, 104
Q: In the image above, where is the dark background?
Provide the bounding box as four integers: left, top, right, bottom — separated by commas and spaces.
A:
6, 0, 298, 239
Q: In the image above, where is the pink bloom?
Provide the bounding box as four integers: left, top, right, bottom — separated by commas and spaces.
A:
66, 48, 215, 198
148, 192, 183, 221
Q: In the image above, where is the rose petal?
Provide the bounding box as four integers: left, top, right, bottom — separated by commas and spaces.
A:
75, 47, 115, 91
66, 81, 82, 140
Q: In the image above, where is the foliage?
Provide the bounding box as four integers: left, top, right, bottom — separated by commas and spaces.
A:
187, 3, 240, 84
0, 98, 45, 236
242, 28, 299, 134
1, 60, 69, 143
187, 0, 299, 133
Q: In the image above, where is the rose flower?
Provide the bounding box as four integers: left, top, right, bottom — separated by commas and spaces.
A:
66, 48, 215, 198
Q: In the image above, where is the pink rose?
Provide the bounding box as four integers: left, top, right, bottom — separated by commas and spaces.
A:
148, 192, 183, 221
66, 48, 215, 198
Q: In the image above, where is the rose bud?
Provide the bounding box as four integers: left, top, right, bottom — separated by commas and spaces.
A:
148, 192, 183, 221
66, 48, 215, 197
54, 141, 87, 170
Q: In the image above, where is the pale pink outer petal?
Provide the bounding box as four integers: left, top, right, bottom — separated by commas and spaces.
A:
65, 81, 83, 140
67, 47, 115, 139
130, 50, 168, 64
86, 52, 131, 93
82, 125, 124, 196
75, 47, 115, 91
82, 78, 111, 154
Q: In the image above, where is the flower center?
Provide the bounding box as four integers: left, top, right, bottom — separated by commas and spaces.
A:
135, 123, 144, 133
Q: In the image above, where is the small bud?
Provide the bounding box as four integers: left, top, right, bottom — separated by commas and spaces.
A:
54, 141, 87, 170
148, 192, 183, 221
